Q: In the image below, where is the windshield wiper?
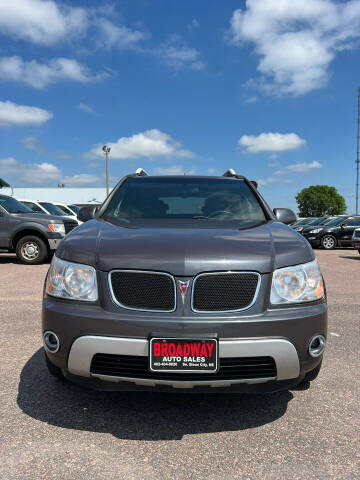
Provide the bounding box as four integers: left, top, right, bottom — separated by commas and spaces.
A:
191, 216, 210, 220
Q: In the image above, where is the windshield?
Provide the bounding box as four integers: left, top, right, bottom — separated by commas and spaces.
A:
0, 196, 33, 214
69, 205, 80, 214
56, 205, 73, 215
307, 217, 328, 226
321, 217, 335, 225
104, 177, 267, 223
293, 218, 313, 226
39, 202, 66, 216
324, 216, 347, 226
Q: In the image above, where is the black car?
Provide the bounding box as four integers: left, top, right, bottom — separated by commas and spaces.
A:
302, 215, 360, 249
293, 216, 331, 234
291, 217, 315, 228
42, 169, 327, 394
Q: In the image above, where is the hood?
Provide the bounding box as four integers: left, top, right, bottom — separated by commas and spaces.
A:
301, 224, 324, 233
11, 212, 63, 223
57, 219, 314, 275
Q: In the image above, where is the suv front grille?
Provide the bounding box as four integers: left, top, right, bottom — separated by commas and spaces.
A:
90, 354, 276, 380
192, 272, 260, 312
109, 270, 176, 312
63, 220, 77, 234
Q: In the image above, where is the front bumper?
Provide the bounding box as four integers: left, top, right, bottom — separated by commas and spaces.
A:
302, 235, 321, 247
42, 296, 327, 392
47, 233, 65, 251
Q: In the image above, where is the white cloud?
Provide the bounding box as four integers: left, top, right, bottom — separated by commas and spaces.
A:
0, 56, 109, 89
275, 160, 322, 174
207, 168, 218, 174
268, 160, 281, 168
21, 136, 45, 154
244, 95, 258, 104
239, 132, 306, 153
229, 0, 360, 95
0, 157, 18, 173
61, 173, 102, 187
78, 103, 95, 114
0, 0, 148, 54
0, 0, 88, 45
154, 165, 196, 175
0, 100, 52, 126
96, 18, 148, 49
188, 19, 200, 31
87, 129, 195, 160
258, 160, 322, 186
153, 37, 205, 70
0, 157, 101, 186
257, 176, 279, 187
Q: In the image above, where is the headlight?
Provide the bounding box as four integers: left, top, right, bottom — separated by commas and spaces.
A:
46, 256, 98, 301
48, 223, 65, 235
308, 228, 322, 234
270, 259, 324, 305
294, 227, 303, 231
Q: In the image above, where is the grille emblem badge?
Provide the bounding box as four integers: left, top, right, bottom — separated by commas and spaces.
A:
178, 280, 190, 304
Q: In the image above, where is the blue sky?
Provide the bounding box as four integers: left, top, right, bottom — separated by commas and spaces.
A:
0, 0, 360, 213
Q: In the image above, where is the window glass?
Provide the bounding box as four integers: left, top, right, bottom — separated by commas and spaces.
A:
39, 202, 66, 216
344, 218, 360, 227
23, 201, 44, 213
57, 205, 72, 215
293, 218, 313, 226
104, 177, 266, 222
0, 196, 32, 214
325, 216, 347, 226
69, 205, 80, 213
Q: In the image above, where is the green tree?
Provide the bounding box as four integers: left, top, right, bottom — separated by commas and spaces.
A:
296, 185, 347, 217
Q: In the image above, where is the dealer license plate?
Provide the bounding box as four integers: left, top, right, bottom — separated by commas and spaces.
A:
149, 338, 218, 373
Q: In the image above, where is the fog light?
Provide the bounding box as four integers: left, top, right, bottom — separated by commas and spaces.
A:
308, 334, 326, 358
43, 331, 60, 353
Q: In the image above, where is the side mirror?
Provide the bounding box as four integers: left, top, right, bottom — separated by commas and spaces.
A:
273, 208, 297, 225
77, 205, 99, 222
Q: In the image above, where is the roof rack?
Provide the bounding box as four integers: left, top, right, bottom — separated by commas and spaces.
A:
222, 169, 237, 178
135, 168, 149, 177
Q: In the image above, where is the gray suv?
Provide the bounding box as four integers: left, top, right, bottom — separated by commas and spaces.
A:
0, 194, 77, 264
42, 170, 327, 393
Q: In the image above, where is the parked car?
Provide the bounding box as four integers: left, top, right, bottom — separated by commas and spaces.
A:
0, 194, 75, 264
19, 199, 81, 226
302, 215, 360, 249
54, 203, 83, 223
295, 216, 334, 234
291, 217, 315, 228
43, 169, 327, 393
352, 228, 360, 254
293, 216, 329, 233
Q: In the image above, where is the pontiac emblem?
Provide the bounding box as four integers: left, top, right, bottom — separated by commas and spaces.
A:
178, 280, 190, 304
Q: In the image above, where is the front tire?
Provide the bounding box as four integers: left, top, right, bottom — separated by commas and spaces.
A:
321, 235, 337, 250
16, 235, 48, 264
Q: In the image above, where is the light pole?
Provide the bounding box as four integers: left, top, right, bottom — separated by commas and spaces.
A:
102, 145, 111, 197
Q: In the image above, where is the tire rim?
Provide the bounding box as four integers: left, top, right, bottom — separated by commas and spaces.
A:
323, 236, 335, 249
21, 241, 39, 260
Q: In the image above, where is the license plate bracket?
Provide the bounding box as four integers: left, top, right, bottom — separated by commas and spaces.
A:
149, 337, 218, 373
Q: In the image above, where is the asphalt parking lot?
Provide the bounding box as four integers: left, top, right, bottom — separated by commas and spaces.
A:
0, 249, 359, 480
